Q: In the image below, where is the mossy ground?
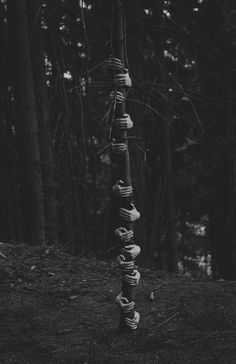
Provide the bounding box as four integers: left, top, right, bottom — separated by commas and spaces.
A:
1, 243, 236, 363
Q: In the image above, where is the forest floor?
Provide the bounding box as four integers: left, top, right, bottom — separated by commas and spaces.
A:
1, 243, 236, 364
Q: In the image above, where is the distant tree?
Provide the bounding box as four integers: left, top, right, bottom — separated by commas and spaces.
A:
26, 0, 58, 244
197, 0, 236, 279
7, 0, 44, 244
0, 2, 14, 242
139, 0, 179, 271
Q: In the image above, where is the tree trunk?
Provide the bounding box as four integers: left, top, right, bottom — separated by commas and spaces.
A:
7, 0, 44, 244
26, 0, 58, 244
162, 119, 178, 272
225, 62, 236, 279
0, 10, 14, 242
46, 0, 80, 251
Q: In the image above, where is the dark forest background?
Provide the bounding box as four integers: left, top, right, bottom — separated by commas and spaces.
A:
1, 0, 236, 280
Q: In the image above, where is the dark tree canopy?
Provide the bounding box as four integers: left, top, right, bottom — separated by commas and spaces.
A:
0, 0, 236, 279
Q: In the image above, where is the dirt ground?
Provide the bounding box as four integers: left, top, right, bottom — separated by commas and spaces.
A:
1, 242, 236, 364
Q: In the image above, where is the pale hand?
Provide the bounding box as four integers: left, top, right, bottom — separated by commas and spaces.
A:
115, 70, 132, 87
115, 227, 134, 242
123, 269, 141, 286
119, 203, 140, 222
112, 180, 133, 198
124, 311, 140, 330
117, 254, 135, 272
115, 292, 135, 313
121, 244, 141, 259
106, 57, 124, 72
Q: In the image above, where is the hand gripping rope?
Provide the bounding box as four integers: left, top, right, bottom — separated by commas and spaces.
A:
124, 311, 140, 330
117, 254, 135, 273
106, 56, 125, 72
109, 90, 124, 104
121, 244, 141, 259
112, 180, 133, 198
112, 113, 133, 130
106, 54, 141, 331
114, 71, 132, 88
115, 227, 134, 243
116, 292, 135, 313
111, 142, 127, 154
106, 57, 132, 88
123, 269, 141, 286
119, 203, 140, 222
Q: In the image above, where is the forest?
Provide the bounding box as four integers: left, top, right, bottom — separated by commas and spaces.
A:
1, 0, 236, 362
1, 0, 236, 278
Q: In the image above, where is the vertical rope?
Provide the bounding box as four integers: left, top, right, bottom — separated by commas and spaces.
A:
106, 0, 141, 332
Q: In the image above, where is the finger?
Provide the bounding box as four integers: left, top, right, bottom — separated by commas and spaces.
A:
125, 279, 139, 286
120, 297, 129, 304
119, 209, 130, 215
122, 233, 134, 240
119, 212, 130, 218
121, 235, 131, 241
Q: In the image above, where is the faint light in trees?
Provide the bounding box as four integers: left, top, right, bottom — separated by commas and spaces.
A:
63, 71, 72, 80
164, 49, 177, 62
166, 38, 173, 44
80, 77, 86, 96
184, 59, 196, 69
41, 21, 48, 30
163, 9, 171, 19
11, 125, 16, 135
79, 0, 86, 7
79, 0, 92, 10
144, 8, 153, 17
164, 0, 171, 7
44, 54, 52, 76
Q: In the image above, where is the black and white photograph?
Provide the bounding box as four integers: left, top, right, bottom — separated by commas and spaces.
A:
1, 0, 236, 363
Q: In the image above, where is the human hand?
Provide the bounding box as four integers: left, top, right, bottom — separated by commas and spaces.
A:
113, 113, 133, 130
123, 269, 141, 286
119, 203, 140, 222
115, 227, 134, 243
115, 70, 132, 87
115, 292, 135, 313
109, 90, 124, 104
111, 142, 127, 154
121, 244, 141, 259
117, 254, 135, 272
112, 180, 133, 198
106, 56, 124, 72
124, 311, 140, 330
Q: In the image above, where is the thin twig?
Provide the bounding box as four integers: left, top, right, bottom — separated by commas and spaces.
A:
155, 312, 180, 330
